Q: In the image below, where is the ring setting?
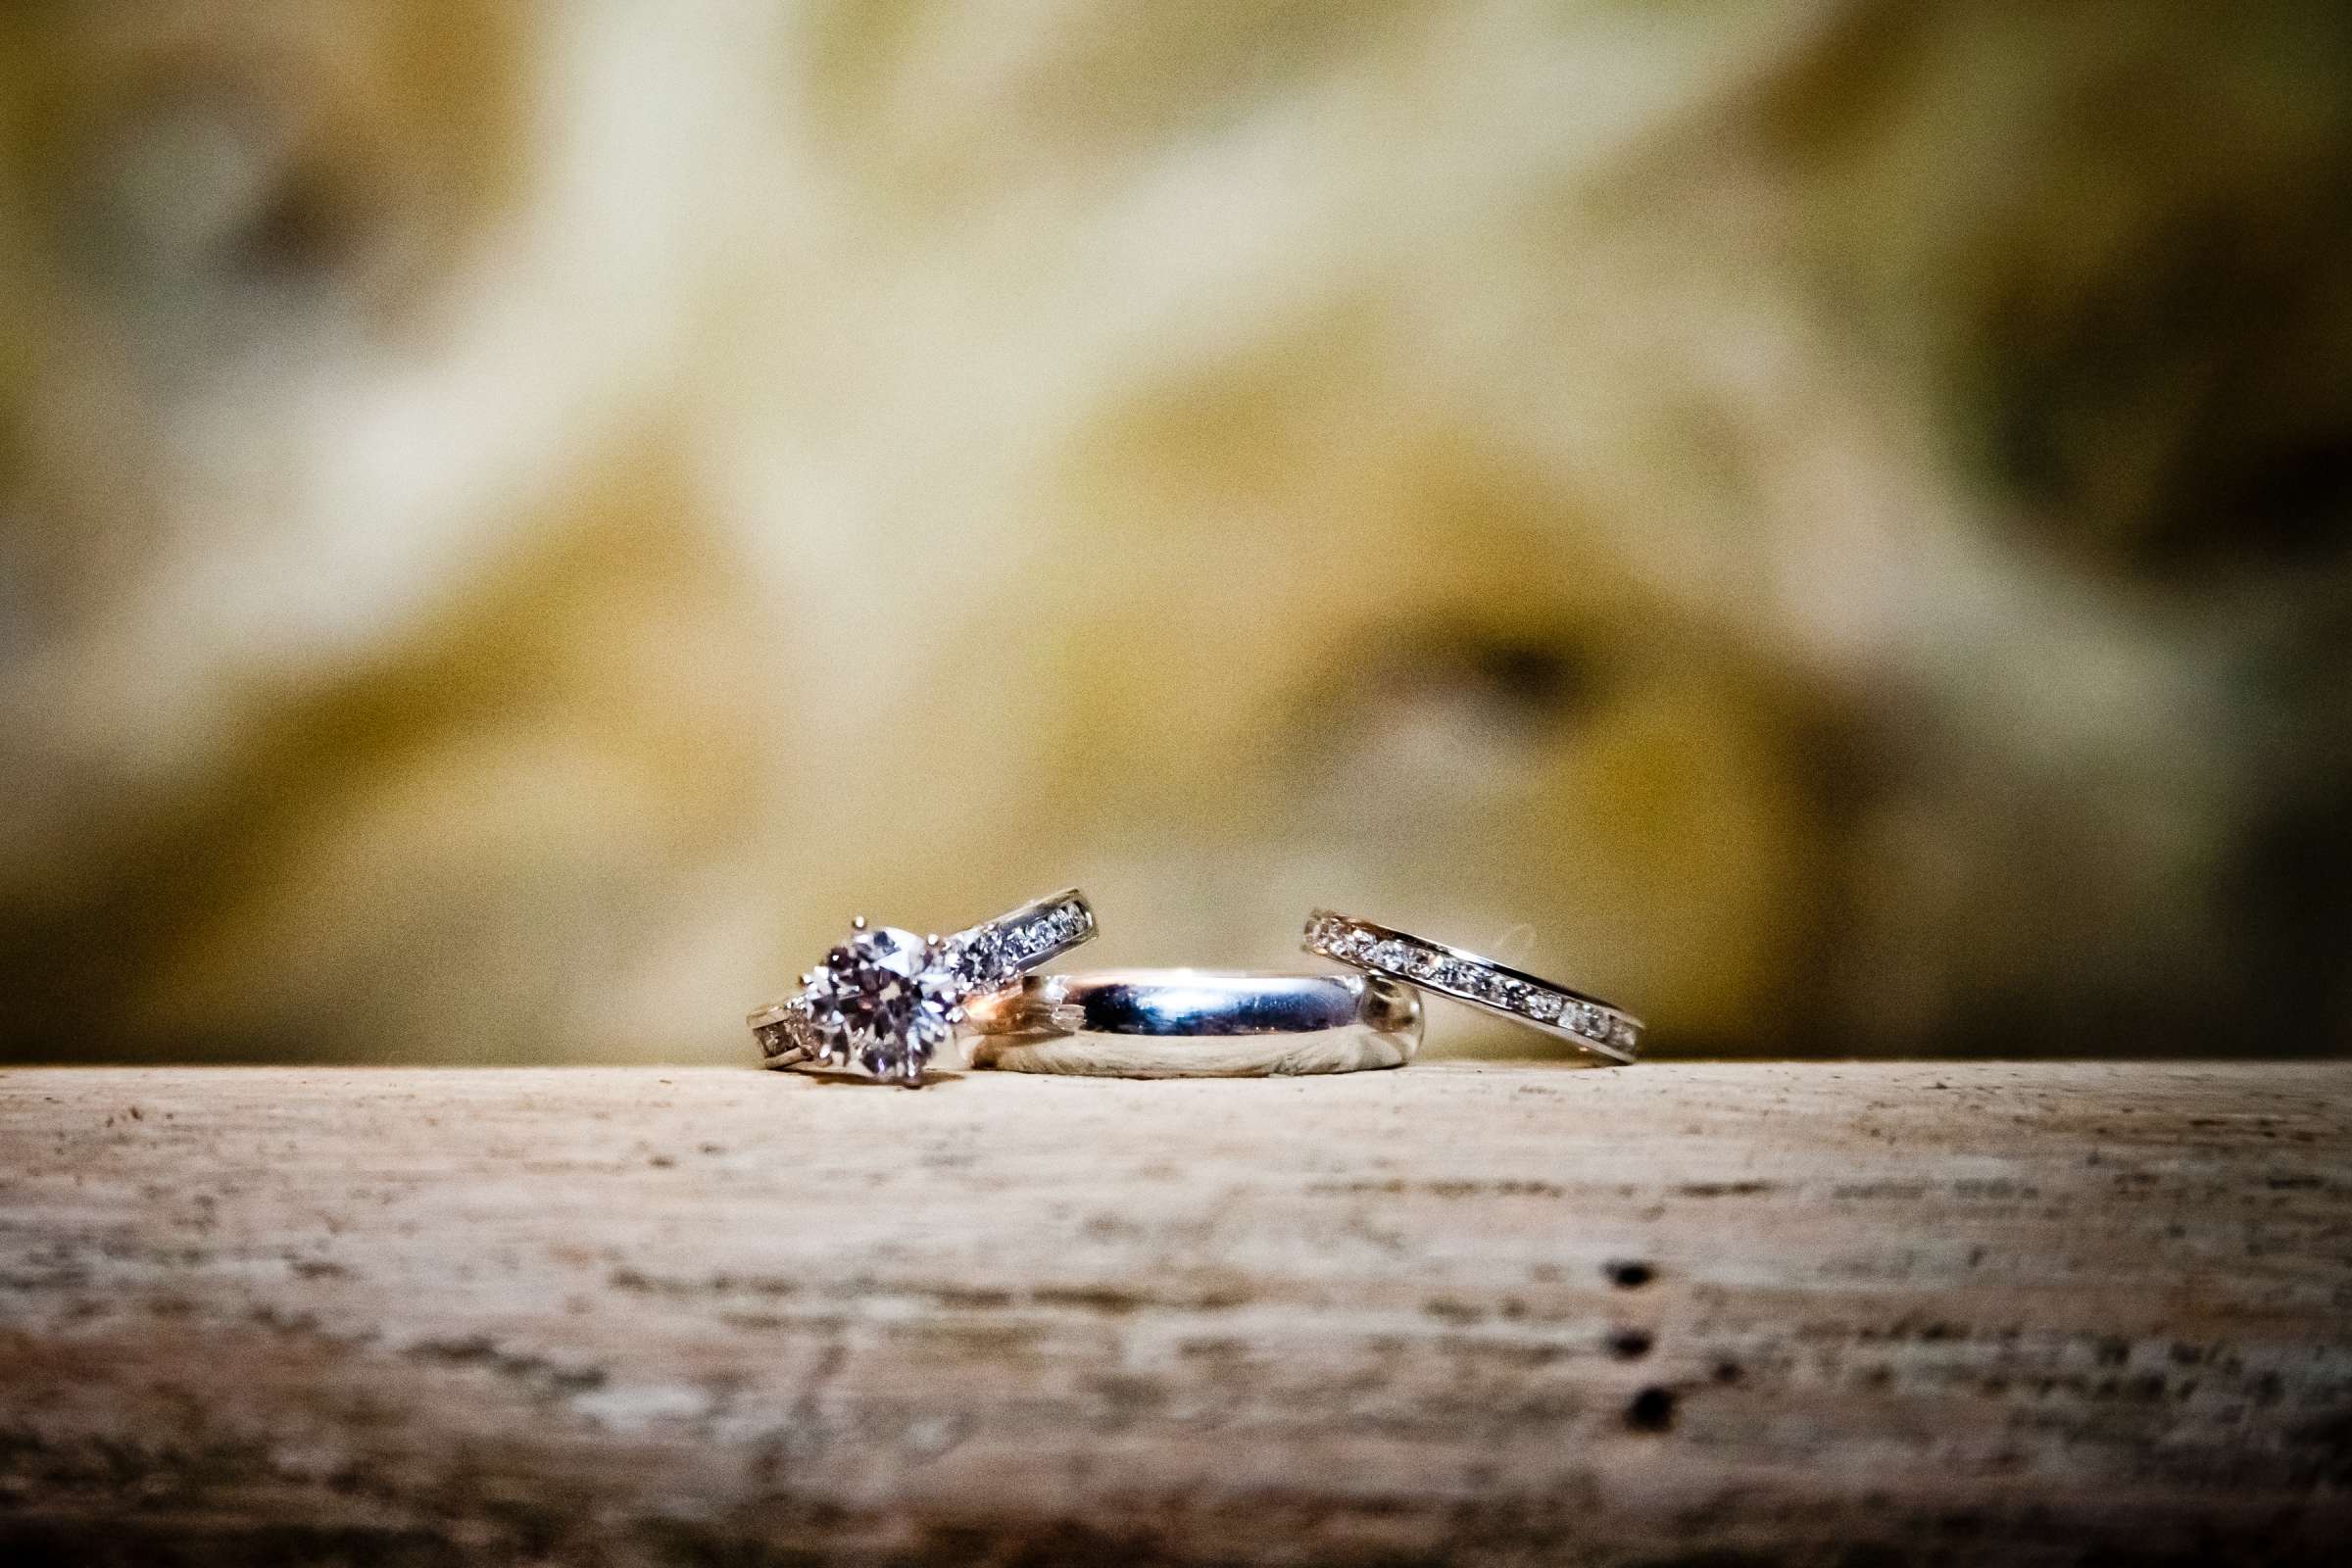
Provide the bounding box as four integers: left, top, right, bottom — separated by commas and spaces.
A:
749, 890, 1096, 1082
1304, 909, 1642, 1063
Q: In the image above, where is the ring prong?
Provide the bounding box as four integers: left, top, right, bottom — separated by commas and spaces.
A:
851, 915, 867, 930
926, 933, 941, 947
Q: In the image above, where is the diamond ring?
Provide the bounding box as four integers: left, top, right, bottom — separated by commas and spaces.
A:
964, 968, 1422, 1077
749, 890, 1097, 1083
1303, 910, 1642, 1064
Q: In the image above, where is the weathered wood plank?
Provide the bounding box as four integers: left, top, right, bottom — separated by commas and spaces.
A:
1, 1062, 2347, 1565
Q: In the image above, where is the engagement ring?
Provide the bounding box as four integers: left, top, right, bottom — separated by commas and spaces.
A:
750, 890, 1096, 1083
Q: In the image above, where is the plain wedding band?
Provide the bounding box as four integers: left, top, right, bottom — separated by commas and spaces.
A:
963, 969, 1422, 1077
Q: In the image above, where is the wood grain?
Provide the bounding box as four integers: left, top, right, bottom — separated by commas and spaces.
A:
1, 1062, 2347, 1566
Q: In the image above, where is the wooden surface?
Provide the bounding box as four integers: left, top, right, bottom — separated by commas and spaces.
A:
1, 1062, 2347, 1566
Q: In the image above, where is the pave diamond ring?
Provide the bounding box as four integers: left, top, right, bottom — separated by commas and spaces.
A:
1303, 910, 1642, 1064
749, 890, 1097, 1083
964, 969, 1422, 1077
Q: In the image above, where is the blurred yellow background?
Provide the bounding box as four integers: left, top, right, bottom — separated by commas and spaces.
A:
4, 1, 2349, 1062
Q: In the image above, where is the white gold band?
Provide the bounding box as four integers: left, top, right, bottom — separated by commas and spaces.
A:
1303, 910, 1642, 1064
965, 969, 1422, 1077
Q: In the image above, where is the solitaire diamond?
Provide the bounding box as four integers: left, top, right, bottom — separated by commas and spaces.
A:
805, 924, 962, 1082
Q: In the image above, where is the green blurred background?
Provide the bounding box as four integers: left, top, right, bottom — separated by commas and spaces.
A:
4, 1, 2349, 1062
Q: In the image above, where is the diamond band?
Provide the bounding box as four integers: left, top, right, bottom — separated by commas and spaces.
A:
750, 890, 1097, 1083
945, 894, 1096, 997
1302, 910, 1642, 1064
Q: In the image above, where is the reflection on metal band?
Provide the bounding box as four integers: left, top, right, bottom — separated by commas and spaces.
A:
965, 969, 1421, 1077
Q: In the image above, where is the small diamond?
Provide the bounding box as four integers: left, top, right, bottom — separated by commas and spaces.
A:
1608, 1017, 1638, 1051
951, 927, 1008, 992
1365, 939, 1412, 972
1405, 948, 1444, 980
1490, 976, 1530, 1010
1432, 958, 1475, 991
1522, 989, 1563, 1022
1336, 926, 1374, 959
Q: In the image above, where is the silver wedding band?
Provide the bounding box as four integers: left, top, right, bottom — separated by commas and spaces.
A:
965, 969, 1421, 1077
1304, 909, 1642, 1063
